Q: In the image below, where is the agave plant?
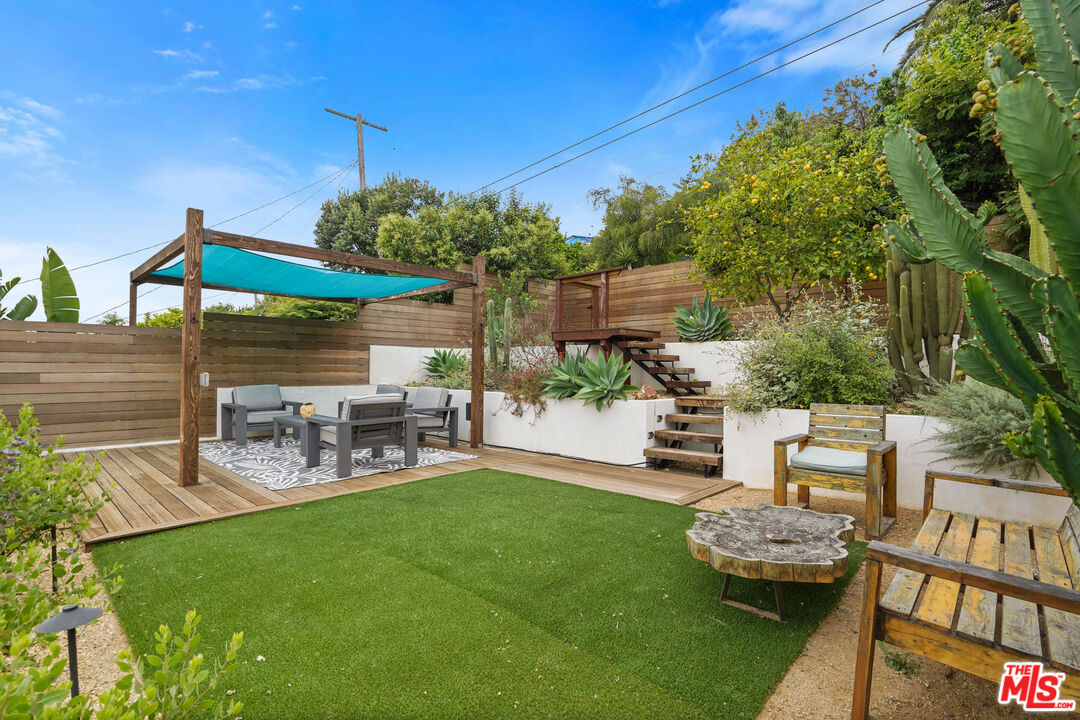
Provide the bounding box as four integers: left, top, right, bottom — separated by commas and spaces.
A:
422, 348, 467, 378
881, 0, 1080, 499
671, 293, 733, 341
573, 352, 640, 411
542, 351, 589, 399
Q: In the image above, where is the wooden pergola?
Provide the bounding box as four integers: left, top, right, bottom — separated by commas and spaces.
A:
130, 208, 486, 487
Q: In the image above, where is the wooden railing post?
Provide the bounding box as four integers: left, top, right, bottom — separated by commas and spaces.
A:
599, 271, 609, 329
553, 278, 562, 332
179, 209, 203, 487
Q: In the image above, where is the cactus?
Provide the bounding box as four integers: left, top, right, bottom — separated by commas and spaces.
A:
485, 297, 514, 371
881, 0, 1080, 500
885, 227, 971, 393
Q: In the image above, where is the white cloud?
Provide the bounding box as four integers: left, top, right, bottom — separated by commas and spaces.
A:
193, 74, 301, 93
263, 10, 273, 19
152, 48, 180, 58
263, 21, 277, 29
185, 69, 219, 79
151, 48, 202, 61
291, 4, 301, 10
0, 96, 71, 182
182, 21, 201, 32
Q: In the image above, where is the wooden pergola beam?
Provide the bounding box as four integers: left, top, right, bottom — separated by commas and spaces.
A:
130, 233, 186, 284
359, 280, 470, 305
207, 230, 475, 284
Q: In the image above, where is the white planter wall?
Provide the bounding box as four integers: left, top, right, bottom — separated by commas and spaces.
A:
723, 408, 1066, 524
482, 392, 674, 465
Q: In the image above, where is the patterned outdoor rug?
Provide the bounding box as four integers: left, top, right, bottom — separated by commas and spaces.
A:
199, 438, 476, 491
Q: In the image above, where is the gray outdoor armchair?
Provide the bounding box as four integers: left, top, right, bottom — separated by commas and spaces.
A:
220, 384, 303, 446
376, 385, 458, 446
304, 394, 417, 478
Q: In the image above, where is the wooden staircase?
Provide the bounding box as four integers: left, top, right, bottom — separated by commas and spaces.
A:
613, 340, 712, 396
644, 395, 727, 478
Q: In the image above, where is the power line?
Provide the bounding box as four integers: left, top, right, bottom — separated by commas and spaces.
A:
490, 0, 927, 195
249, 161, 357, 237
83, 285, 163, 323
208, 162, 359, 230
467, 0, 896, 196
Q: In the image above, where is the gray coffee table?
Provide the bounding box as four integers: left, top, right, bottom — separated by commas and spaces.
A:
272, 414, 305, 448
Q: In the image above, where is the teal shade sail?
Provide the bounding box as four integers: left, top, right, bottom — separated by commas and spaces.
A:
146, 244, 447, 300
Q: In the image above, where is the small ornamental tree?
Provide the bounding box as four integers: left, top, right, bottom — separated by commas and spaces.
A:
685, 106, 897, 318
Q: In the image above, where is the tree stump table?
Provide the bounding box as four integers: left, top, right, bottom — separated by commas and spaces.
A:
686, 504, 855, 621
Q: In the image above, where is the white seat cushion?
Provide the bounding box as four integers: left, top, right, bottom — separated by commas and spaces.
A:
790, 446, 868, 476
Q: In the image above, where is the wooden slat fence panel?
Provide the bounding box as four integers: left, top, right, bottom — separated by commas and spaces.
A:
557, 260, 887, 341
0, 314, 371, 448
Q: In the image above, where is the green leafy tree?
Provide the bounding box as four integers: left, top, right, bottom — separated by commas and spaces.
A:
586, 176, 689, 268
377, 191, 581, 307
250, 295, 356, 321
686, 106, 897, 318
138, 303, 249, 328
99, 311, 127, 326
314, 174, 444, 260
879, 1, 1031, 214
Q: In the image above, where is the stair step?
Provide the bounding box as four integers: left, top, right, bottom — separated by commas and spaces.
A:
621, 341, 666, 349
643, 447, 722, 467
655, 429, 724, 444
647, 366, 694, 375
666, 412, 724, 426
675, 396, 727, 409
632, 353, 680, 362
666, 380, 712, 388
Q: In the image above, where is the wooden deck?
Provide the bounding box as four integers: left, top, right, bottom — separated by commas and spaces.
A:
73, 440, 739, 545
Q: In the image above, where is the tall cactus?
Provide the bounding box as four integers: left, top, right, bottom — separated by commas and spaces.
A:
882, 0, 1080, 499
885, 241, 969, 393
485, 297, 514, 371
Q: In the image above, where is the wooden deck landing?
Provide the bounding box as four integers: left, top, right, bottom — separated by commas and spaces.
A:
73, 440, 739, 545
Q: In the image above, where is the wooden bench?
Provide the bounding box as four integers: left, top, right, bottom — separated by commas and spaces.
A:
852, 469, 1080, 719
774, 403, 897, 539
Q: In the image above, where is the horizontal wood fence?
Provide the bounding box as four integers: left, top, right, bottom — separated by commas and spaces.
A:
557, 260, 887, 341
0, 315, 369, 448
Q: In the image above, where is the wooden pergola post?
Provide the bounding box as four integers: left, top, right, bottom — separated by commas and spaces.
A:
128, 283, 138, 326
179, 208, 203, 487
470, 254, 485, 448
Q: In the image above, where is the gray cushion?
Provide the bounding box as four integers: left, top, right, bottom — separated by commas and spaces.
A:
410, 386, 447, 410
790, 446, 868, 477
233, 385, 283, 412
323, 394, 406, 446
340, 393, 384, 419
377, 384, 404, 395
415, 415, 445, 429
246, 409, 292, 425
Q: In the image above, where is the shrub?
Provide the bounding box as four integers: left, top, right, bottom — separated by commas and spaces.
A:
671, 293, 733, 342
0, 406, 244, 719
914, 380, 1036, 480
542, 351, 590, 400
726, 293, 897, 413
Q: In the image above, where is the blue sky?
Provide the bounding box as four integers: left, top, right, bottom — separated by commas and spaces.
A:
0, 0, 917, 321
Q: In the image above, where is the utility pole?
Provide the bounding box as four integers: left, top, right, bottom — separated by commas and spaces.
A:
324, 107, 388, 189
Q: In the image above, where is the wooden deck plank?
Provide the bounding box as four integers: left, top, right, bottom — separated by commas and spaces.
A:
1001, 522, 1042, 657
880, 509, 950, 615
956, 518, 1002, 643
77, 440, 731, 545
1033, 525, 1080, 669
915, 513, 976, 629
91, 459, 155, 529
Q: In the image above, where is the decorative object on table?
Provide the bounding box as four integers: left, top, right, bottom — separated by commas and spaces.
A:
35, 604, 103, 697
774, 403, 896, 539
687, 504, 855, 622
220, 384, 304, 446
199, 438, 475, 491
299, 402, 316, 418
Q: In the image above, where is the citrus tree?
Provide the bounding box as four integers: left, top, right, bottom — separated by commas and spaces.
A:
685, 106, 897, 318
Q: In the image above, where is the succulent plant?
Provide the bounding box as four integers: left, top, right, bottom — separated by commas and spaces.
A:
542, 351, 640, 410
485, 297, 513, 371
671, 293, 733, 342
882, 0, 1080, 499
422, 348, 467, 378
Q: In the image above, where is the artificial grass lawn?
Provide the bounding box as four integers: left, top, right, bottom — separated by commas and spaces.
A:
93, 469, 864, 719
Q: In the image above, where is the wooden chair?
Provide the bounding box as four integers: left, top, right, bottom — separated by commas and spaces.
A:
774, 403, 896, 539
852, 469, 1080, 719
